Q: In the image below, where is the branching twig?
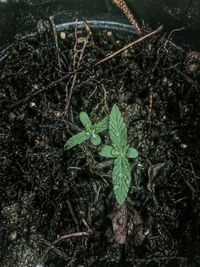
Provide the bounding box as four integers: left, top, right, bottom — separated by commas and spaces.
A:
63, 24, 89, 117
95, 25, 163, 66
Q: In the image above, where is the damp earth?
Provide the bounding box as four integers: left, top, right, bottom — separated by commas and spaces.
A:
0, 20, 200, 267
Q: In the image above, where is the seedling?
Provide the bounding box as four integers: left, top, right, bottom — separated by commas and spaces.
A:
99, 105, 138, 204
64, 112, 108, 149
64, 105, 138, 205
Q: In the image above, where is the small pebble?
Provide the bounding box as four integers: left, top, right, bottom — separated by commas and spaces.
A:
60, 32, 66, 40
187, 63, 198, 73
107, 31, 112, 37
54, 111, 62, 117
29, 102, 36, 108
162, 77, 168, 86
9, 231, 17, 241
168, 81, 173, 87
32, 84, 39, 90
180, 143, 188, 149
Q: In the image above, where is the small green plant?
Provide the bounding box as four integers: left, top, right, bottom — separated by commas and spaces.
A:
64, 105, 138, 204
64, 112, 108, 149
99, 105, 138, 204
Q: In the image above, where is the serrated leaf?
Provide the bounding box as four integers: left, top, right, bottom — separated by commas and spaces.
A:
112, 156, 131, 204
64, 131, 89, 150
99, 145, 114, 158
109, 105, 127, 151
95, 116, 109, 134
127, 148, 138, 159
80, 112, 92, 128
91, 135, 101, 146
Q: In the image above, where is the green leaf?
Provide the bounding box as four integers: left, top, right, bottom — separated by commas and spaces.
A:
91, 134, 101, 146
94, 116, 109, 134
112, 156, 131, 204
109, 105, 127, 151
111, 149, 120, 157
64, 131, 89, 150
99, 145, 114, 158
127, 148, 138, 159
80, 112, 92, 128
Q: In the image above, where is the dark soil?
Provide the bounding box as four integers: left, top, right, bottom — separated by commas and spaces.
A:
0, 20, 200, 267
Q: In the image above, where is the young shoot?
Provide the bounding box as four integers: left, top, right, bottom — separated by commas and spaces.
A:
64, 105, 138, 205
64, 112, 108, 149
99, 105, 138, 204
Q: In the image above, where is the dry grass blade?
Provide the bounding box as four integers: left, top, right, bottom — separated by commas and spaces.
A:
113, 0, 142, 35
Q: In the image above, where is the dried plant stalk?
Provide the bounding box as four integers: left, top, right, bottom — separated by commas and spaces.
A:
113, 0, 142, 35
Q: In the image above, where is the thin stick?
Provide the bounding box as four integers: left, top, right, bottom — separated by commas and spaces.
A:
113, 0, 142, 35
7, 73, 70, 109
67, 200, 79, 226
95, 25, 163, 66
49, 16, 61, 69
175, 68, 197, 86
0, 54, 7, 63
52, 231, 89, 245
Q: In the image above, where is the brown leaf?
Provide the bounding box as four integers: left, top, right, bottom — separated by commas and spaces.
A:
147, 162, 165, 192
128, 207, 143, 226
128, 207, 147, 246
112, 203, 128, 244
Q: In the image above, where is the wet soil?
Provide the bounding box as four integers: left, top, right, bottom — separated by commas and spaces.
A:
0, 21, 200, 267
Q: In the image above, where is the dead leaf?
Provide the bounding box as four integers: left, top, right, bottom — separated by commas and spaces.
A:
112, 203, 128, 244
128, 207, 148, 246
147, 162, 165, 192
128, 207, 143, 226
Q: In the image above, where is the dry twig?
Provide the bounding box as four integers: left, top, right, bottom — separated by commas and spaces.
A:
52, 231, 90, 245
63, 23, 90, 117
49, 16, 61, 69
95, 25, 163, 66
